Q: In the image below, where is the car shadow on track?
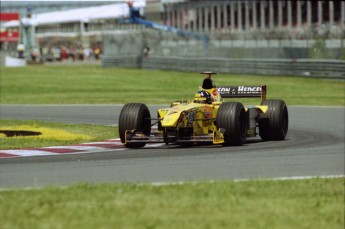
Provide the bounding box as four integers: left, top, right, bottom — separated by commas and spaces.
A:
143, 137, 272, 150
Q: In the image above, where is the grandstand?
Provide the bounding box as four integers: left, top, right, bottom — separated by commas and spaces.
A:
164, 1, 345, 39
1, 1, 146, 47
2, 1, 344, 39
1, 0, 344, 62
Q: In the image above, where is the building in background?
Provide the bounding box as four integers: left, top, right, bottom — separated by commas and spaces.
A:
0, 0, 147, 60
1, 0, 344, 61
0, 12, 20, 45
163, 0, 344, 39
1, 1, 116, 15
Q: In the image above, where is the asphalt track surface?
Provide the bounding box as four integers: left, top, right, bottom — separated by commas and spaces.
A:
0, 105, 344, 188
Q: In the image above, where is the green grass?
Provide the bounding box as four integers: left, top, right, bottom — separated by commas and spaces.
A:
0, 119, 117, 150
1, 66, 344, 228
1, 65, 344, 105
1, 178, 343, 229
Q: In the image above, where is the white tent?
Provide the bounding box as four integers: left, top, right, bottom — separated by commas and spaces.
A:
2, 0, 146, 28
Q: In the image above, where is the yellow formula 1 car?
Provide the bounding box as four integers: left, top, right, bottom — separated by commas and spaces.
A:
119, 71, 288, 148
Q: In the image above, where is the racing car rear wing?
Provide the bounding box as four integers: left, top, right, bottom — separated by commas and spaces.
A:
217, 85, 267, 101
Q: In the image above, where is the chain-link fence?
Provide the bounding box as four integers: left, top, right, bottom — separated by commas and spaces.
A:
103, 29, 345, 59
101, 29, 345, 78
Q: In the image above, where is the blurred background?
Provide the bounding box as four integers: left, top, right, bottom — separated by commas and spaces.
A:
1, 0, 344, 77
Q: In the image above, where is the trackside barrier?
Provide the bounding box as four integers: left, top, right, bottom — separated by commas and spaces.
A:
101, 56, 345, 79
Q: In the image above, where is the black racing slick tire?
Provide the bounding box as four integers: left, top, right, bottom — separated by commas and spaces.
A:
259, 99, 288, 141
216, 102, 247, 146
119, 103, 151, 148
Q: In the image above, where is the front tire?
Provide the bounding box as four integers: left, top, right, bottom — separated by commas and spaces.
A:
216, 102, 246, 146
259, 99, 288, 141
119, 103, 151, 148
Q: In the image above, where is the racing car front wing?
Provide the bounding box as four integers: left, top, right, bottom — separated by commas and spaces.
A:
125, 129, 224, 145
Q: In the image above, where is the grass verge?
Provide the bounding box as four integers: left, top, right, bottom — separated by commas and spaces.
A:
0, 119, 117, 150
1, 67, 343, 228
1, 178, 344, 229
1, 65, 344, 105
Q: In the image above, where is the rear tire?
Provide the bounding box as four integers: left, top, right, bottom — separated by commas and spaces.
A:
119, 103, 151, 148
259, 99, 288, 141
216, 102, 246, 146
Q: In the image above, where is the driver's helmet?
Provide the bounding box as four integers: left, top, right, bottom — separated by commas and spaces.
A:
194, 90, 212, 104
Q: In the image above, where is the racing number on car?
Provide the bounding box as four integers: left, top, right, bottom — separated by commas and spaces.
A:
187, 110, 197, 123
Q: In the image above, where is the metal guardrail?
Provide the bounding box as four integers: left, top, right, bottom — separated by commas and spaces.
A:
102, 56, 345, 79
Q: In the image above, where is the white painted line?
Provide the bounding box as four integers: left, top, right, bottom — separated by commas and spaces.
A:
54, 147, 126, 156
82, 141, 123, 145
45, 146, 109, 151
0, 150, 59, 157
266, 175, 345, 181
0, 139, 164, 158
150, 175, 345, 186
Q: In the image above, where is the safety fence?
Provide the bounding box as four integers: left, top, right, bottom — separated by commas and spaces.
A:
102, 56, 345, 79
